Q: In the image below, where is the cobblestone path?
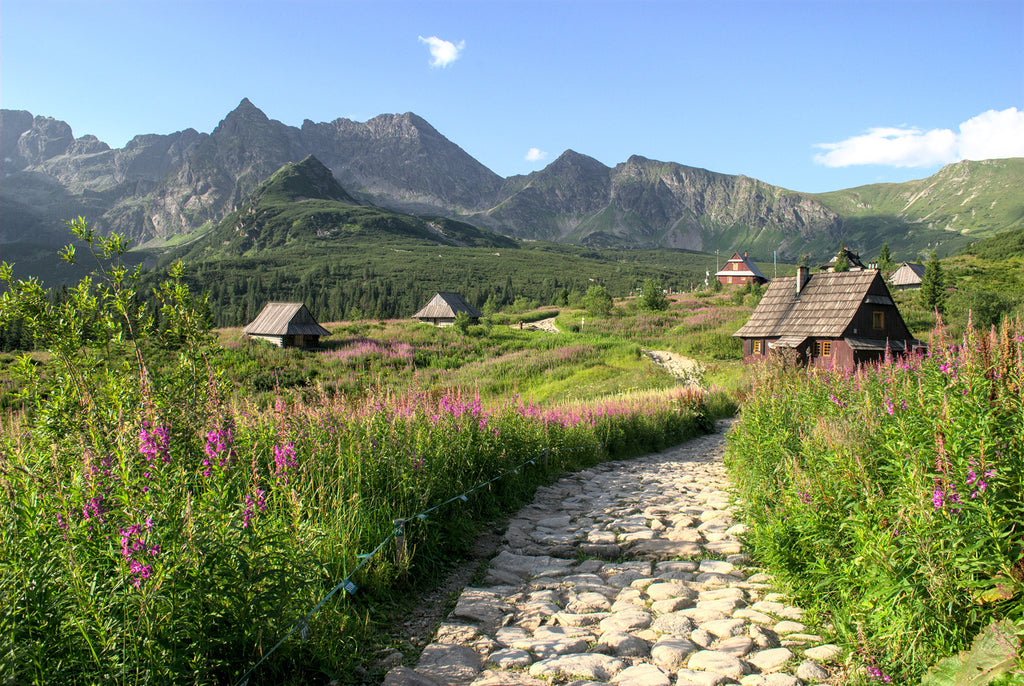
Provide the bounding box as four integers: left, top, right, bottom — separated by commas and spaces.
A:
383, 422, 843, 686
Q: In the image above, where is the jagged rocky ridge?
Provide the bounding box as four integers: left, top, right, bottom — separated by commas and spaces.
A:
2, 99, 1021, 259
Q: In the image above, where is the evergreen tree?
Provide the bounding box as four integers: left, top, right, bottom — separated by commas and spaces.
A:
833, 252, 850, 272
877, 243, 895, 272
919, 252, 947, 314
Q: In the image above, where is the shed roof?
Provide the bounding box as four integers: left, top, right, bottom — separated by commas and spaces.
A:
889, 262, 926, 287
413, 292, 482, 319
243, 302, 331, 337
734, 270, 882, 339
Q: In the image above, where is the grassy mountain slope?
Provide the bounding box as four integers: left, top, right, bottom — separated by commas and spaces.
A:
815, 158, 1024, 259
176, 156, 515, 262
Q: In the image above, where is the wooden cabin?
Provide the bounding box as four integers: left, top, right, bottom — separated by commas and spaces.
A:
820, 247, 866, 272
888, 262, 926, 290
413, 292, 482, 327
715, 252, 769, 287
733, 268, 920, 369
242, 302, 331, 348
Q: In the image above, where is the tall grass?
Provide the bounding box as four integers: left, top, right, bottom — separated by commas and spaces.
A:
0, 222, 731, 684
726, 316, 1024, 682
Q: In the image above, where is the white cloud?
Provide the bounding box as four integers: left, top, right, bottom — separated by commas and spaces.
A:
525, 147, 548, 162
814, 107, 1024, 168
418, 35, 465, 68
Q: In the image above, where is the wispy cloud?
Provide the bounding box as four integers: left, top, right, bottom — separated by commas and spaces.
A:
525, 147, 548, 162
814, 107, 1024, 168
418, 35, 465, 68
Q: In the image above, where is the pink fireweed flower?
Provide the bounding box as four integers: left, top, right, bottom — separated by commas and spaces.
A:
120, 522, 160, 588
273, 441, 297, 485
883, 397, 895, 415
203, 424, 236, 478
138, 421, 170, 463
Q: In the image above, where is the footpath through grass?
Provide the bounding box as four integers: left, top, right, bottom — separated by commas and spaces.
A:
0, 223, 740, 684
725, 318, 1024, 683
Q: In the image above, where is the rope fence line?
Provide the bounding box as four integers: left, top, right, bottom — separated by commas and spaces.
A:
236, 444, 593, 686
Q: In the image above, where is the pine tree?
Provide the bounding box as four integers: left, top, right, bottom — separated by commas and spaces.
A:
877, 243, 895, 272
919, 253, 947, 314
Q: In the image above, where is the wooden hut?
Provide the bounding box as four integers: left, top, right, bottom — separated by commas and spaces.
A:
413, 292, 481, 327
888, 262, 926, 289
715, 252, 769, 287
819, 247, 866, 272
242, 302, 330, 348
733, 267, 920, 369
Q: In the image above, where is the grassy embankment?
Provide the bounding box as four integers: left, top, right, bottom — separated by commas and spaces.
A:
726, 318, 1024, 683
0, 233, 748, 685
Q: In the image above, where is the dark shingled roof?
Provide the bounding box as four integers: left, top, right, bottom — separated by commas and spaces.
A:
734, 270, 881, 339
413, 292, 482, 319
243, 302, 331, 337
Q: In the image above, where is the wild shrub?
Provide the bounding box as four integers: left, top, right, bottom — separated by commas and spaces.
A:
726, 317, 1024, 682
0, 221, 724, 684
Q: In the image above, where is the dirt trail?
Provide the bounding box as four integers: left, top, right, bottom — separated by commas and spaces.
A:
519, 317, 561, 334
645, 349, 705, 388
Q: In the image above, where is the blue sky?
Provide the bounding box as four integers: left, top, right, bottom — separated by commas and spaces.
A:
3, 0, 1022, 193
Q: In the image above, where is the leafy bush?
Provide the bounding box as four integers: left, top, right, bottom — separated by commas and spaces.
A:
0, 221, 724, 684
726, 318, 1024, 682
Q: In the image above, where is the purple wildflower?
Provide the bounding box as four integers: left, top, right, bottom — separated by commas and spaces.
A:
139, 421, 170, 463
203, 424, 236, 478
273, 442, 297, 485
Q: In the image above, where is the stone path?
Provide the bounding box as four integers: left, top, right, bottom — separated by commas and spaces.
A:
383, 423, 844, 686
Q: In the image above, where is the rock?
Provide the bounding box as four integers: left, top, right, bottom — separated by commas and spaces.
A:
796, 659, 830, 682
490, 551, 573, 579
651, 597, 695, 614
529, 653, 626, 680
803, 644, 842, 662
593, 631, 651, 657
383, 666, 441, 686
649, 611, 695, 636
488, 648, 533, 668
699, 618, 746, 639
716, 635, 755, 657
773, 620, 807, 635
415, 644, 483, 686
611, 663, 671, 686
686, 650, 750, 679
747, 647, 793, 673
674, 668, 729, 686
740, 675, 802, 686
599, 610, 653, 633
698, 560, 735, 575
650, 637, 698, 669
646, 581, 695, 601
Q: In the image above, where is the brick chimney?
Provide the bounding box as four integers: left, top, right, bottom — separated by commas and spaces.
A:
796, 266, 810, 296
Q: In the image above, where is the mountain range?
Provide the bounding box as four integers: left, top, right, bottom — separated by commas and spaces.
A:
3, 98, 1022, 263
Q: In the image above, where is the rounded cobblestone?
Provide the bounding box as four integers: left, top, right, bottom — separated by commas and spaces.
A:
385, 423, 843, 686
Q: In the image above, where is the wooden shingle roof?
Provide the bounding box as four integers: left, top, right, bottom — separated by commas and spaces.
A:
889, 262, 926, 287
734, 270, 883, 339
413, 292, 482, 319
243, 302, 331, 337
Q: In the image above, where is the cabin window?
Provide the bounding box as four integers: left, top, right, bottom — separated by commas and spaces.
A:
753, 340, 762, 354
727, 276, 733, 284
815, 340, 832, 356
873, 311, 885, 330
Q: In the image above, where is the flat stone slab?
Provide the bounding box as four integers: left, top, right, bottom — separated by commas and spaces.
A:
528, 653, 626, 680
415, 644, 483, 686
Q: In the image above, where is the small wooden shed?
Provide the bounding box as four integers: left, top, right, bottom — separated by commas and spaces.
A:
733, 267, 919, 369
242, 302, 331, 348
888, 262, 926, 289
413, 292, 481, 327
714, 252, 769, 287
